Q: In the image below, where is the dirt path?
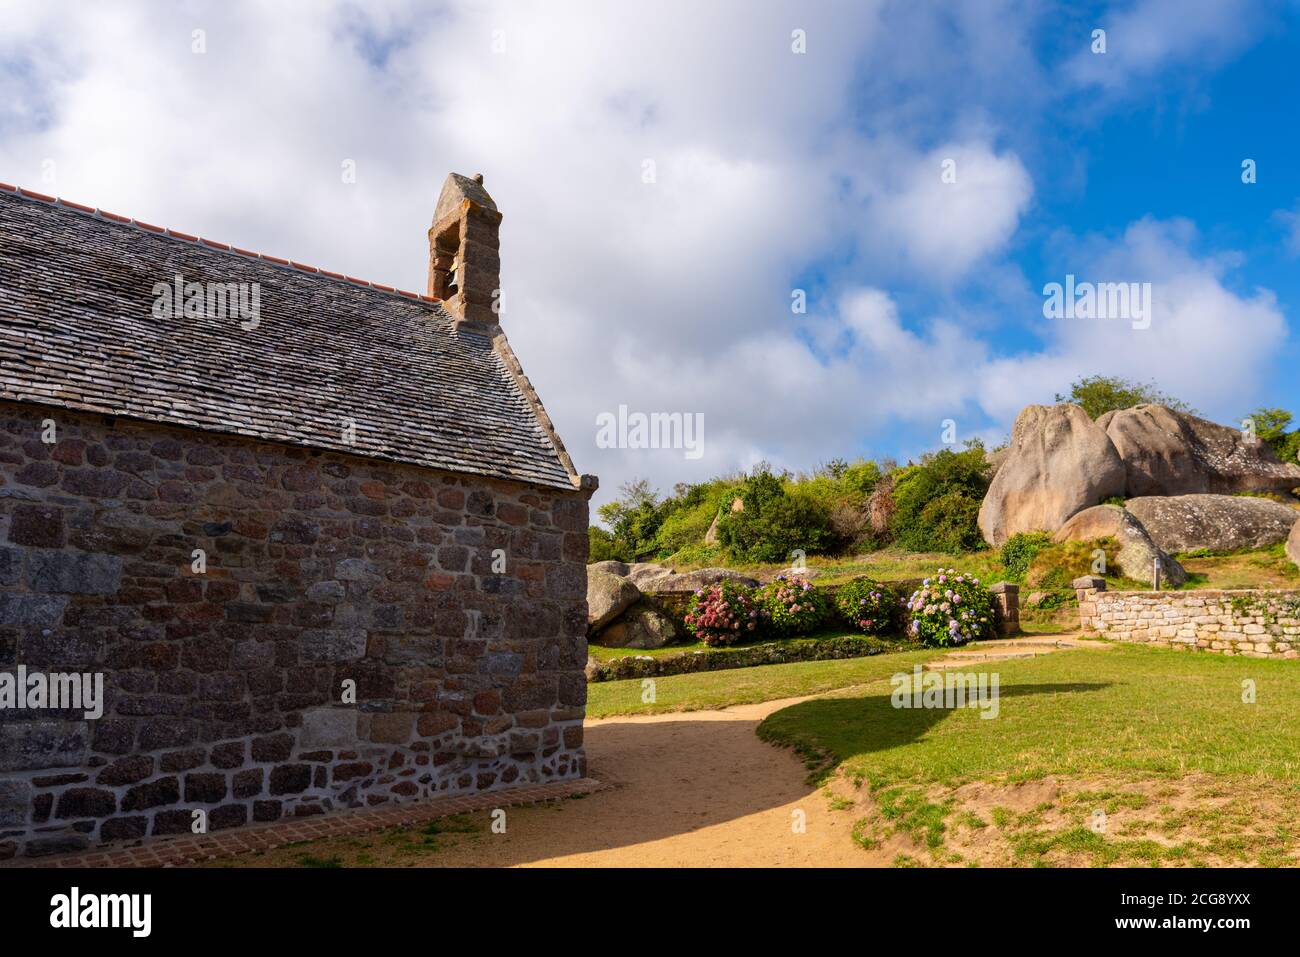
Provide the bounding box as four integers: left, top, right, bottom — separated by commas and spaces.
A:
412, 695, 865, 867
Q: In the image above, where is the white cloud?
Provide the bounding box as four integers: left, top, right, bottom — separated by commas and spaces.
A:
1064, 0, 1275, 92
0, 0, 1288, 513
863, 143, 1033, 281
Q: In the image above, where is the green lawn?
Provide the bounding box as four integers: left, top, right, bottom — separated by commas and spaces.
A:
586, 640, 710, 662
660, 543, 1300, 591
757, 643, 1300, 866
586, 648, 942, 718
587, 629, 909, 664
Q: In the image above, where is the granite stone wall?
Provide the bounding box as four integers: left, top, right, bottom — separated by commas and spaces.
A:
1077, 581, 1300, 659
0, 400, 589, 859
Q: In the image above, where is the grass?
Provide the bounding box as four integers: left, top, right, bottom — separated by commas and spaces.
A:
758, 643, 1300, 867
701, 548, 1009, 587
586, 640, 710, 662
586, 647, 942, 718
658, 543, 1299, 592
1176, 542, 1300, 590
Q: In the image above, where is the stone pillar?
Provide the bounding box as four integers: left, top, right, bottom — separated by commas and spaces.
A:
1073, 576, 1106, 632
989, 581, 1019, 637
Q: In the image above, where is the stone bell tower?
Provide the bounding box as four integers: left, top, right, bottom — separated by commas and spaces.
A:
427, 172, 502, 327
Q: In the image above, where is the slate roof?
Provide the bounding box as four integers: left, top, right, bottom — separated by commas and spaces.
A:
0, 186, 576, 490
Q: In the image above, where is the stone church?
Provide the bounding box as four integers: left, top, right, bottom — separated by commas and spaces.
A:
0, 173, 594, 859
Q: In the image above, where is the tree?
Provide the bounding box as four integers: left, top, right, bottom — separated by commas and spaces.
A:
1055, 375, 1193, 420
1246, 407, 1300, 463
594, 479, 662, 559
888, 444, 990, 553
716, 467, 831, 563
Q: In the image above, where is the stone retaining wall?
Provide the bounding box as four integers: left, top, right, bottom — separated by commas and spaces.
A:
1076, 579, 1300, 658
0, 402, 589, 860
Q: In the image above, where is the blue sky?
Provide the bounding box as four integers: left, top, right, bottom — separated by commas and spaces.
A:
1, 0, 1298, 509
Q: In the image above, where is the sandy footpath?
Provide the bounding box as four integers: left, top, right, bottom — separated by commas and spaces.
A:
397, 696, 864, 867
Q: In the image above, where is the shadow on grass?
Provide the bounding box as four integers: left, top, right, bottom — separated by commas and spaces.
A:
758, 681, 1111, 782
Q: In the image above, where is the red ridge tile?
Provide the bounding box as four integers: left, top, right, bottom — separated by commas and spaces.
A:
98, 210, 132, 223
0, 182, 15, 192
57, 198, 95, 213
18, 187, 55, 202
200, 237, 231, 250
166, 228, 198, 241
134, 220, 165, 233
260, 254, 289, 265
290, 260, 318, 273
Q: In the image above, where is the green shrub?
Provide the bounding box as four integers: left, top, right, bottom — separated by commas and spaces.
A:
1057, 375, 1193, 419
684, 580, 760, 647
755, 576, 829, 636
655, 498, 719, 554
1024, 538, 1117, 589
1000, 532, 1053, 582
889, 446, 990, 553
834, 577, 900, 635
841, 460, 884, 497
717, 470, 831, 563
588, 526, 628, 563
904, 569, 995, 646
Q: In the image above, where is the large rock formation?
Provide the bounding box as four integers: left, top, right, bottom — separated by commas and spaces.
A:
597, 603, 678, 649
587, 560, 676, 590
1098, 405, 1300, 497
588, 561, 756, 594
978, 404, 1127, 546
587, 569, 641, 630
1125, 494, 1300, 553
1052, 504, 1186, 586
654, 568, 760, 592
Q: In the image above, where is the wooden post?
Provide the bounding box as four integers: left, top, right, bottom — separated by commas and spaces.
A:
1152, 556, 1161, 591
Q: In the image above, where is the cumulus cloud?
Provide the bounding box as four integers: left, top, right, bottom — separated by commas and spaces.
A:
1063, 0, 1278, 93
0, 0, 1288, 511
862, 143, 1033, 281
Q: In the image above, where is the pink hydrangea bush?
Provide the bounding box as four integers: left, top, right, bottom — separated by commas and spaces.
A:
755, 575, 829, 636
684, 579, 760, 647
833, 577, 898, 635
906, 568, 995, 646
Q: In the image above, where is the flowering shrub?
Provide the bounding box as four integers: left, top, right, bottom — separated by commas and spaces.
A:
684, 580, 760, 646
756, 576, 828, 636
906, 568, 995, 646
834, 577, 897, 635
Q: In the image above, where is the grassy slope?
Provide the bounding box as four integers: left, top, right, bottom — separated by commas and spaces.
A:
585, 648, 941, 718
757, 643, 1300, 866
662, 544, 1300, 591
760, 645, 1300, 783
